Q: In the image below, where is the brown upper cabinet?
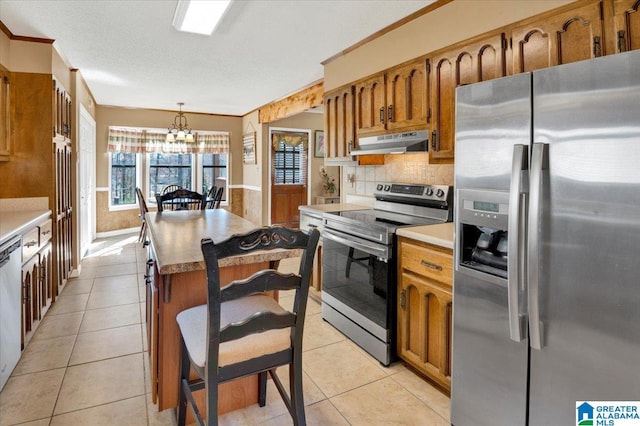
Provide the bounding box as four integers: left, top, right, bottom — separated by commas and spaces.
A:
324, 84, 384, 165
325, 0, 638, 165
613, 0, 640, 52
384, 58, 430, 132
354, 73, 386, 136
510, 1, 605, 74
354, 57, 429, 137
0, 66, 10, 161
324, 85, 355, 161
430, 32, 507, 163
53, 78, 72, 140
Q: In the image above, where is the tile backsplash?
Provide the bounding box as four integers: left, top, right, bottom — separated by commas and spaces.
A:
342, 153, 454, 198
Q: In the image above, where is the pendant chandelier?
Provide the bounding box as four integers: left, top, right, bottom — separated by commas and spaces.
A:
166, 102, 194, 142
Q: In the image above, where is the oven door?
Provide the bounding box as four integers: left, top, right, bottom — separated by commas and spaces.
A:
321, 228, 396, 365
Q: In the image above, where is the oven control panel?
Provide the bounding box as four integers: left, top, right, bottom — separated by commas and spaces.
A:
374, 182, 451, 202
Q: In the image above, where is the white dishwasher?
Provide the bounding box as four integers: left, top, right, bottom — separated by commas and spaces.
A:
0, 236, 22, 391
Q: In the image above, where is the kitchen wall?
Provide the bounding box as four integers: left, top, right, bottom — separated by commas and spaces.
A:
323, 0, 572, 199
342, 154, 453, 198
268, 111, 337, 202
324, 0, 573, 91
240, 110, 262, 225
94, 106, 243, 233
240, 110, 333, 225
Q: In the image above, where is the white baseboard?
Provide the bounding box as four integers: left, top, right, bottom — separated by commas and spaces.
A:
95, 227, 139, 239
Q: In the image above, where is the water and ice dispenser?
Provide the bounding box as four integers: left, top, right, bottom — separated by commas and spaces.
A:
456, 189, 511, 279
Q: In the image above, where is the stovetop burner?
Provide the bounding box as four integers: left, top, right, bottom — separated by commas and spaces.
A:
326, 209, 443, 230
322, 182, 453, 246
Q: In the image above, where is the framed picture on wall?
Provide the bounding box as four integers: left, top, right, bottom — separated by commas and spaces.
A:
243, 132, 256, 164
314, 130, 325, 158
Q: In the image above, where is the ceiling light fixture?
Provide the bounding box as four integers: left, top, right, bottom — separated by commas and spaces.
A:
166, 103, 194, 143
172, 0, 232, 36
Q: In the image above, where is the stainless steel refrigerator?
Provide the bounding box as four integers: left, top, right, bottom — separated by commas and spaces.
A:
451, 50, 640, 426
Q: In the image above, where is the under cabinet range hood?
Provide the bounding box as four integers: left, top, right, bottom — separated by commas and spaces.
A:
350, 130, 428, 155
324, 155, 357, 166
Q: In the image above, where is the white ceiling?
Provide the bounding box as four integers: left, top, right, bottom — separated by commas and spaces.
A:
0, 0, 434, 116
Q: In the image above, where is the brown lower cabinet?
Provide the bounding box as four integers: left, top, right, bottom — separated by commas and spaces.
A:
397, 237, 453, 392
20, 219, 53, 349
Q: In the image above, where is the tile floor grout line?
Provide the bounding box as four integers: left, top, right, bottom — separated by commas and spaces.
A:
388, 373, 450, 424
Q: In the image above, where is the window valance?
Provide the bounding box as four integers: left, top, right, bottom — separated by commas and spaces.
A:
107, 126, 230, 154
271, 131, 308, 151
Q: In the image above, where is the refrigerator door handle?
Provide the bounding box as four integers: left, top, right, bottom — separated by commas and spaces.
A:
508, 144, 528, 342
528, 142, 548, 350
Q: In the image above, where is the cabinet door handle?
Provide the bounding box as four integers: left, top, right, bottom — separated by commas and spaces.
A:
379, 107, 385, 124
23, 283, 31, 302
400, 288, 407, 309
618, 30, 627, 53
387, 105, 394, 122
42, 230, 51, 236
593, 36, 602, 57
25, 240, 38, 248
431, 131, 439, 151
420, 259, 443, 271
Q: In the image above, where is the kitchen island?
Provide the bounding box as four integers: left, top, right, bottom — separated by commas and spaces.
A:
145, 209, 300, 416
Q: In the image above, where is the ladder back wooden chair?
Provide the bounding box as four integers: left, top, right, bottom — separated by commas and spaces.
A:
155, 188, 206, 211
176, 226, 320, 426
135, 187, 149, 242
205, 186, 224, 209
161, 184, 183, 195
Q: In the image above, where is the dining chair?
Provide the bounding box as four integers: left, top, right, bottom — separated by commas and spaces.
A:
155, 188, 206, 211
135, 187, 149, 242
212, 186, 224, 209
204, 186, 224, 209
176, 226, 320, 426
205, 186, 217, 209
161, 184, 183, 195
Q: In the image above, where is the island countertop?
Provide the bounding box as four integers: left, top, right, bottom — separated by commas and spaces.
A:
146, 209, 300, 275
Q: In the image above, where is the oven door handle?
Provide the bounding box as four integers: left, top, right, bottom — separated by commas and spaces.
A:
323, 229, 390, 260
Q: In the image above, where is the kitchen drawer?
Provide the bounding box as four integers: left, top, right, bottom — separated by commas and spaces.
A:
39, 219, 53, 246
399, 238, 453, 285
22, 228, 39, 262
315, 196, 340, 204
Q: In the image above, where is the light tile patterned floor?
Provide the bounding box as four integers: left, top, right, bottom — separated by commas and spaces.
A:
0, 233, 450, 425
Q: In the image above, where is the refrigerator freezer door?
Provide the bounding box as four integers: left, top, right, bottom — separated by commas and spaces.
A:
529, 50, 640, 425
452, 74, 532, 426
454, 73, 532, 192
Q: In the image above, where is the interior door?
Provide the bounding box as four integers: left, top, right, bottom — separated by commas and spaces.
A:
269, 129, 309, 228
78, 106, 96, 258
271, 184, 306, 228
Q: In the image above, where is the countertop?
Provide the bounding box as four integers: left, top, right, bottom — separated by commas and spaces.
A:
146, 209, 302, 275
0, 210, 52, 247
396, 222, 455, 250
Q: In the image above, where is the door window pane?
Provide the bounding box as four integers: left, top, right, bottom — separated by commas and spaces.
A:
273, 142, 304, 184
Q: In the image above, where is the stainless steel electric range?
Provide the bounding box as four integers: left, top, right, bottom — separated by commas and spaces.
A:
321, 182, 453, 365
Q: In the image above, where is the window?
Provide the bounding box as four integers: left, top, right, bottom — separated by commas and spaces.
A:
110, 152, 139, 208
202, 154, 227, 201
107, 126, 230, 209
148, 153, 193, 198
273, 142, 305, 184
